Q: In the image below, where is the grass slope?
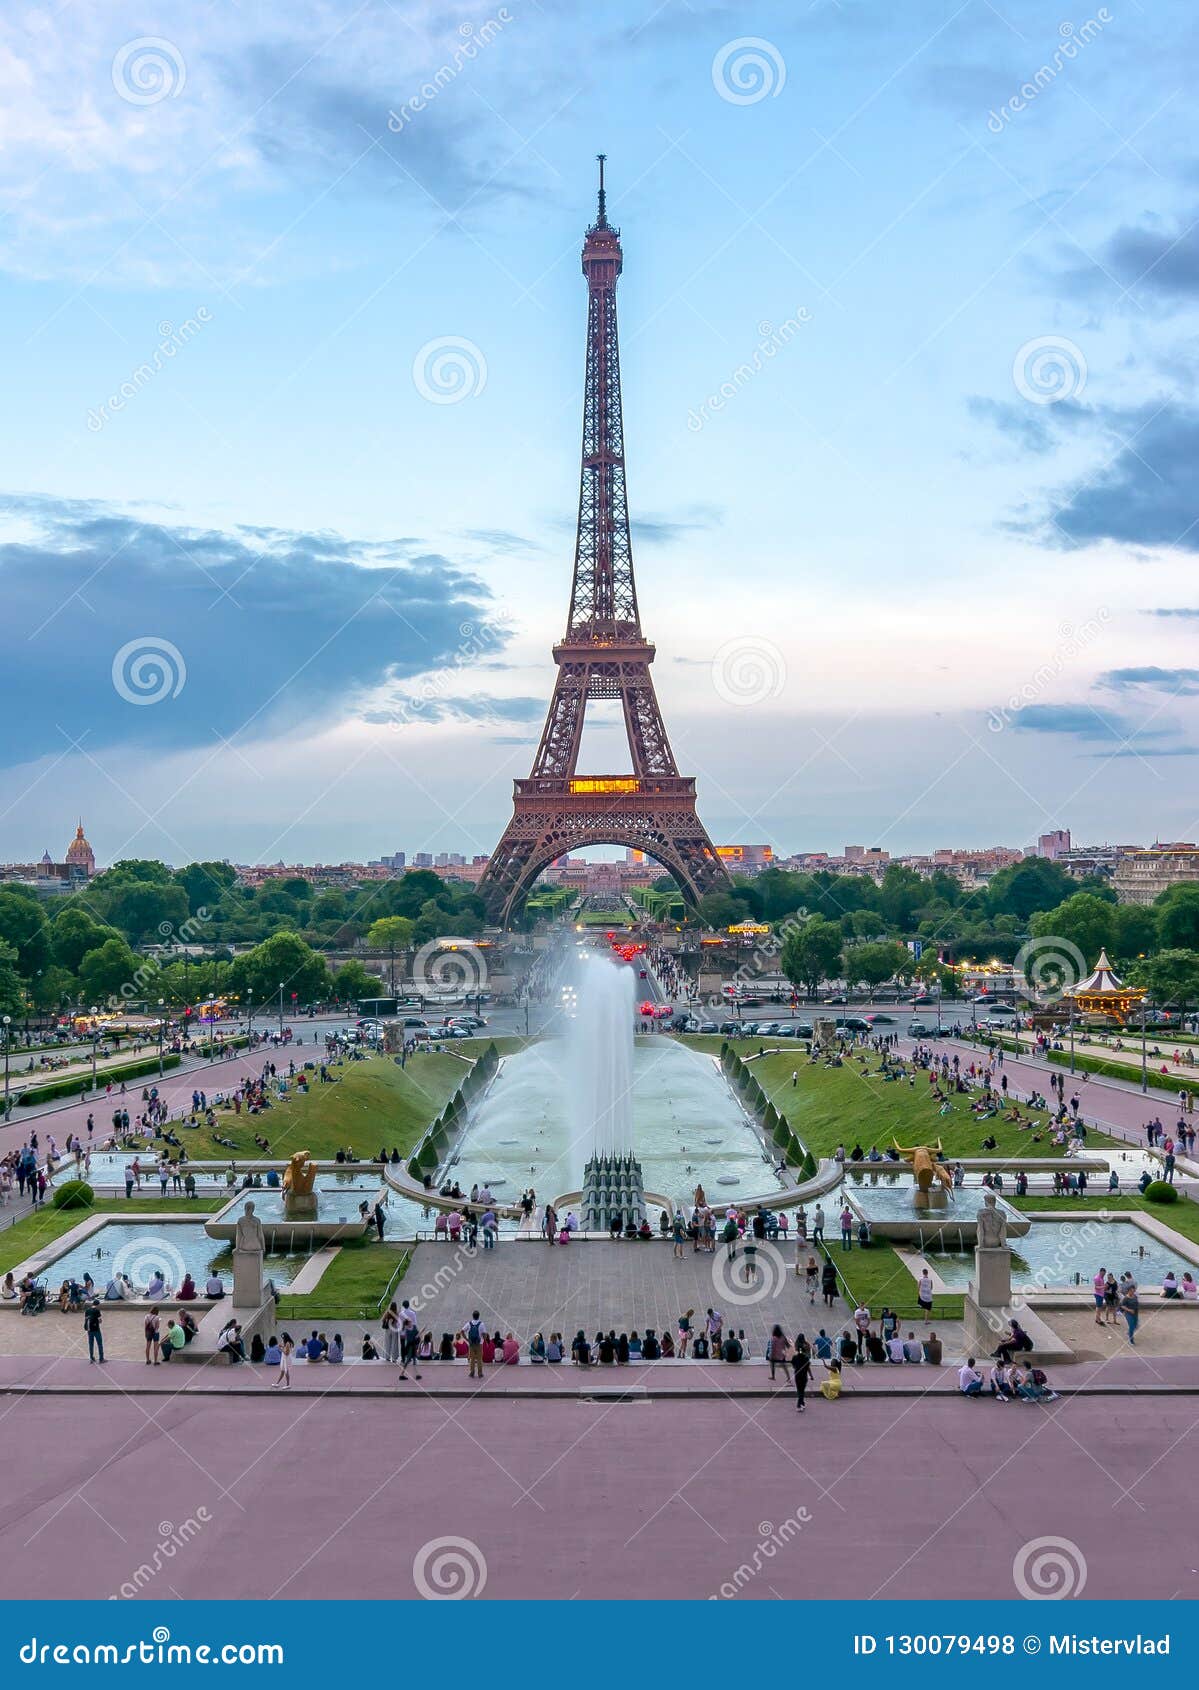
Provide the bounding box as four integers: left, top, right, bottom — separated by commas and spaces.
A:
682, 1036, 1116, 1161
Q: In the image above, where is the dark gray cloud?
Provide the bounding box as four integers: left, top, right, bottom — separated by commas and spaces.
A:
0, 493, 505, 766
1006, 701, 1177, 743
967, 395, 1088, 454
1144, 607, 1199, 618
1099, 666, 1199, 695
631, 510, 722, 545
1062, 210, 1199, 304
1035, 401, 1199, 550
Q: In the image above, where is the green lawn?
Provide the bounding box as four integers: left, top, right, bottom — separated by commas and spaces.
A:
273, 1240, 411, 1323
153, 1046, 478, 1163
821, 1241, 965, 1324
0, 1196, 224, 1273
681, 1035, 1116, 1161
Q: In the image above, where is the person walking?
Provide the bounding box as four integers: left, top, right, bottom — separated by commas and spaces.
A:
792, 1336, 811, 1412
381, 1301, 400, 1365
397, 1298, 421, 1381
83, 1299, 104, 1364
768, 1324, 791, 1383
144, 1305, 161, 1366
1120, 1282, 1140, 1346
821, 1255, 837, 1308
274, 1332, 293, 1389
917, 1269, 934, 1321
811, 1204, 825, 1245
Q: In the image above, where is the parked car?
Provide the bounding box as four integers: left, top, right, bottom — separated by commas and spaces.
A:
907, 1021, 930, 1036
699, 1021, 720, 1033
794, 1022, 814, 1037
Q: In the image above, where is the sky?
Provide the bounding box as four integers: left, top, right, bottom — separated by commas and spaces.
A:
2, 0, 1198, 870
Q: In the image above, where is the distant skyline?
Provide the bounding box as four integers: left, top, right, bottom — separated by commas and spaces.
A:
3, 2, 1198, 869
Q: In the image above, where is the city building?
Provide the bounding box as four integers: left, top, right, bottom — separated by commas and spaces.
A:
0, 821, 97, 894
1113, 843, 1199, 906
1037, 829, 1071, 859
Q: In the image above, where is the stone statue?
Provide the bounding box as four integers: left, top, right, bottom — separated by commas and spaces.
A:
977, 1191, 1008, 1249
283, 1150, 317, 1196
234, 1200, 266, 1254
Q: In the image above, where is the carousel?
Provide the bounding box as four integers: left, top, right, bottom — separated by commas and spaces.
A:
1064, 949, 1147, 1025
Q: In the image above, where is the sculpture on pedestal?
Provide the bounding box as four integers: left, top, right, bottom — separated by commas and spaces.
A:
232, 1199, 266, 1308
893, 1139, 953, 1209
977, 1190, 1008, 1249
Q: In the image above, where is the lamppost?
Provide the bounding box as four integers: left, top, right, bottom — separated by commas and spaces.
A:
90, 1007, 100, 1091
247, 987, 254, 1046
2, 1015, 10, 1118
1068, 997, 1076, 1077
278, 981, 284, 1037
157, 998, 165, 1078
1140, 998, 1148, 1094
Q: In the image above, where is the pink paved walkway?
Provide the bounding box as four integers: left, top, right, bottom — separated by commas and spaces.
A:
0, 1390, 1189, 1599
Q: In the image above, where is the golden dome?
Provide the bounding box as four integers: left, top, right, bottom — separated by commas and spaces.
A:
66, 822, 95, 868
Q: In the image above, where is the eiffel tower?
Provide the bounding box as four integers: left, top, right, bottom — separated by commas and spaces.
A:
481, 159, 730, 926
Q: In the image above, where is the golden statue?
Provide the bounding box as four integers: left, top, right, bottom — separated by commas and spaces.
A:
283, 1150, 317, 1196
892, 1139, 953, 1208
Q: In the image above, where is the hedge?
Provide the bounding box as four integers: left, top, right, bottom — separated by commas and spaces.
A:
17, 1052, 183, 1105
1144, 1179, 1179, 1204
51, 1179, 95, 1211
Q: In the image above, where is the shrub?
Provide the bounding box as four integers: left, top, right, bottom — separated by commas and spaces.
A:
1143, 1180, 1179, 1205
18, 1053, 182, 1106
800, 1150, 817, 1181
52, 1179, 95, 1211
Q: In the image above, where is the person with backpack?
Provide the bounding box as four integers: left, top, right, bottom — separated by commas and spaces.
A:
83, 1300, 104, 1364
466, 1310, 485, 1379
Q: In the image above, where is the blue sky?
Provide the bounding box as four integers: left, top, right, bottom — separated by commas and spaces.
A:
2, 0, 1198, 868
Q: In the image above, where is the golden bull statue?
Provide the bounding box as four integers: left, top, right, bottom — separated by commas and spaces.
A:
283, 1150, 317, 1196
892, 1139, 953, 1203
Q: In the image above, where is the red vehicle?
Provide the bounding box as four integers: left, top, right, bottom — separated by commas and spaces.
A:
638, 1000, 656, 1016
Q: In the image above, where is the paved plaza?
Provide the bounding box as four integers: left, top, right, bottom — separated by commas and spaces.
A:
401, 1237, 963, 1355
0, 1390, 1191, 1601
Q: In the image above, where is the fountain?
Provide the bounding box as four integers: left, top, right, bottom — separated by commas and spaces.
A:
571, 956, 647, 1231
844, 1143, 1030, 1243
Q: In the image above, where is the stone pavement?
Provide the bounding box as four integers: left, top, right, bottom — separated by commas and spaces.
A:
0, 1389, 1195, 1599
397, 1236, 960, 1354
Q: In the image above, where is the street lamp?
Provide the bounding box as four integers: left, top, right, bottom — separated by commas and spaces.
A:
1068, 997, 1076, 1077
1140, 998, 1148, 1094
90, 1007, 99, 1090
247, 987, 254, 1045
157, 998, 165, 1078
278, 981, 284, 1037
2, 1015, 10, 1118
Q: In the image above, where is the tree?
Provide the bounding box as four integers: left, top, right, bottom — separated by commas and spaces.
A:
986, 857, 1072, 921
1156, 884, 1199, 951
101, 880, 190, 945
0, 941, 24, 1020
334, 960, 384, 1004
77, 937, 142, 1004
1113, 902, 1157, 961
0, 889, 51, 977
695, 890, 754, 930
228, 932, 330, 1010
878, 864, 925, 930
51, 908, 121, 973
173, 861, 237, 917
1030, 894, 1117, 974
781, 919, 843, 998
1141, 949, 1199, 1019
844, 940, 909, 997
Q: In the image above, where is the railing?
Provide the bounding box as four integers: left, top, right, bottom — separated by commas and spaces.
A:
373, 1249, 412, 1316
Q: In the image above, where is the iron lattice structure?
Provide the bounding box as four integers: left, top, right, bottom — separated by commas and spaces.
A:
481, 159, 730, 927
